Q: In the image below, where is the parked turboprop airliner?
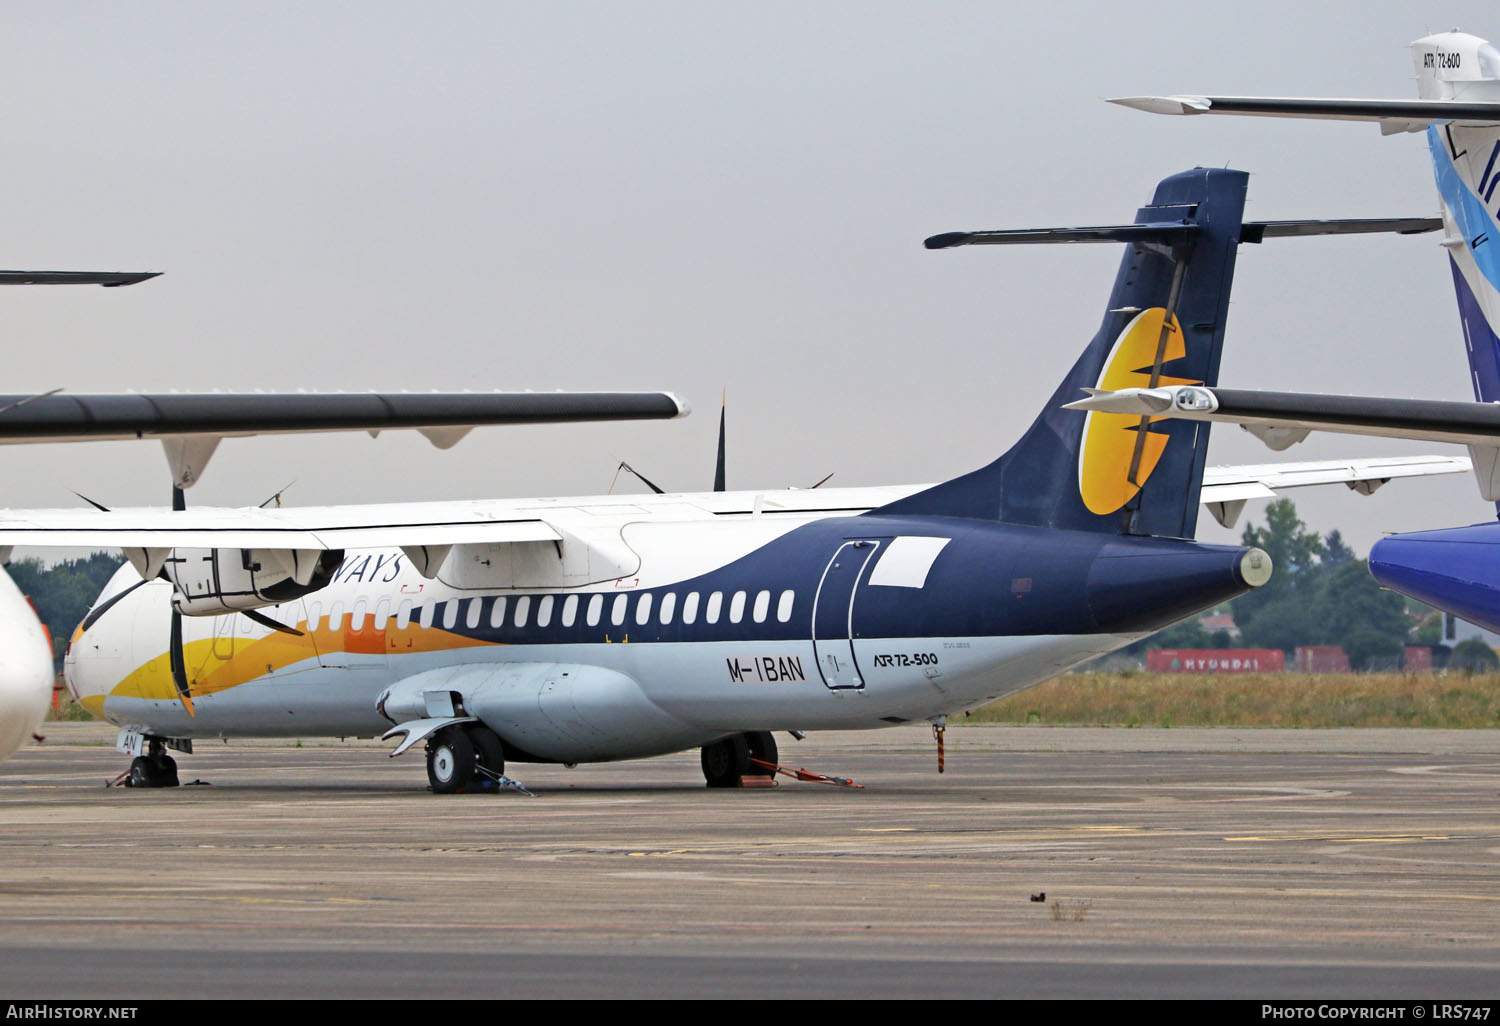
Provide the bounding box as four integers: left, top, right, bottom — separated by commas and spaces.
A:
0, 168, 1453, 792
1096, 31, 1500, 633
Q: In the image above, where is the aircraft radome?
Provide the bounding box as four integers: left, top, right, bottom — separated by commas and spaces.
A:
0, 168, 1458, 793
1097, 30, 1500, 634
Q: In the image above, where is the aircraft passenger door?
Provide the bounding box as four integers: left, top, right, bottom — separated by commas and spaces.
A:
812, 540, 881, 690
211, 613, 236, 662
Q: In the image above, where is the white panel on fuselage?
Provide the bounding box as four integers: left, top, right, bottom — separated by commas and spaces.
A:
866, 536, 951, 589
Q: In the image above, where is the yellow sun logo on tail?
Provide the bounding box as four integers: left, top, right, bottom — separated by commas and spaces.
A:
1078, 308, 1198, 515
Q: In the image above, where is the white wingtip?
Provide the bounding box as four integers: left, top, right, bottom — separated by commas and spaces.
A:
1062, 387, 1174, 414
1108, 95, 1212, 115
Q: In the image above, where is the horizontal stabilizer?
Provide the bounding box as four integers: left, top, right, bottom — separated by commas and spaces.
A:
0, 271, 160, 287
928, 219, 1440, 250
925, 222, 1198, 249
1241, 218, 1442, 242
1110, 95, 1500, 131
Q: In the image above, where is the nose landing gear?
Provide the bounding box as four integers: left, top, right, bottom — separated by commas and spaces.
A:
119, 738, 180, 788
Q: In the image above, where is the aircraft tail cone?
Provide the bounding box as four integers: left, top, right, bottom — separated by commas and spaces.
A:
1370, 524, 1500, 634
1085, 539, 1271, 634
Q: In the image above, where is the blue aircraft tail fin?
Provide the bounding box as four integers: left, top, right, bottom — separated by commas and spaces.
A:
874, 167, 1249, 539
1416, 35, 1500, 512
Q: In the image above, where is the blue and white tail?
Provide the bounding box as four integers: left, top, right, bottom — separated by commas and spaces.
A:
874, 167, 1249, 540
1111, 33, 1500, 511
1416, 34, 1500, 405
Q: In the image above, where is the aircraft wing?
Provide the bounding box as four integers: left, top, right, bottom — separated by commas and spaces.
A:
0, 389, 689, 489
1067, 384, 1495, 503
0, 501, 570, 580
1199, 455, 1472, 528
1067, 385, 1500, 446
0, 390, 688, 444
0, 271, 159, 287
0, 504, 560, 551
0, 446, 1471, 560
1109, 95, 1500, 134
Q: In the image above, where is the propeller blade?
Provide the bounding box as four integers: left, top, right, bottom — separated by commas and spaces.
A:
241, 608, 305, 637
167, 610, 195, 718
162, 481, 195, 715
615, 459, 666, 495
809, 472, 834, 489
70, 490, 111, 512
713, 392, 726, 493
258, 481, 295, 509
79, 578, 150, 632
0, 388, 63, 417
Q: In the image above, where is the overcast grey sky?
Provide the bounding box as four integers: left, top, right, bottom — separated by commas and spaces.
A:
2, 0, 1497, 557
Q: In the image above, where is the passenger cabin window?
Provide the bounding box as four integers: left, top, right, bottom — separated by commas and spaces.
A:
635, 593, 653, 626
374, 599, 392, 631
396, 600, 414, 630
514, 596, 531, 628
611, 594, 628, 626
305, 602, 322, 632
587, 594, 603, 627
329, 602, 346, 632
752, 590, 770, 623
351, 600, 368, 631
489, 597, 507, 629
729, 591, 746, 624
777, 590, 795, 623
442, 601, 458, 630
705, 591, 723, 624
682, 592, 699, 624
417, 602, 433, 630
466, 598, 482, 630
659, 593, 676, 625
561, 594, 579, 627
537, 595, 554, 628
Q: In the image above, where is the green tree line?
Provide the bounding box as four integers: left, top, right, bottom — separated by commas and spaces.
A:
7, 553, 125, 668
1138, 498, 1498, 671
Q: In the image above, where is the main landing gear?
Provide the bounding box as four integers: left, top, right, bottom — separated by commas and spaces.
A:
426, 723, 507, 794
125, 739, 180, 788
700, 731, 778, 788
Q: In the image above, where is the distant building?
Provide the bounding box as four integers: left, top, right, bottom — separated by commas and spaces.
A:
1197, 610, 1241, 639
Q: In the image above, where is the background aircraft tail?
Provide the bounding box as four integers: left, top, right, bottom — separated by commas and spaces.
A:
1416, 35, 1500, 409
875, 167, 1248, 540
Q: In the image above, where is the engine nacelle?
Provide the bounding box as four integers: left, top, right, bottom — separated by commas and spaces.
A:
163, 547, 344, 616
376, 662, 704, 763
